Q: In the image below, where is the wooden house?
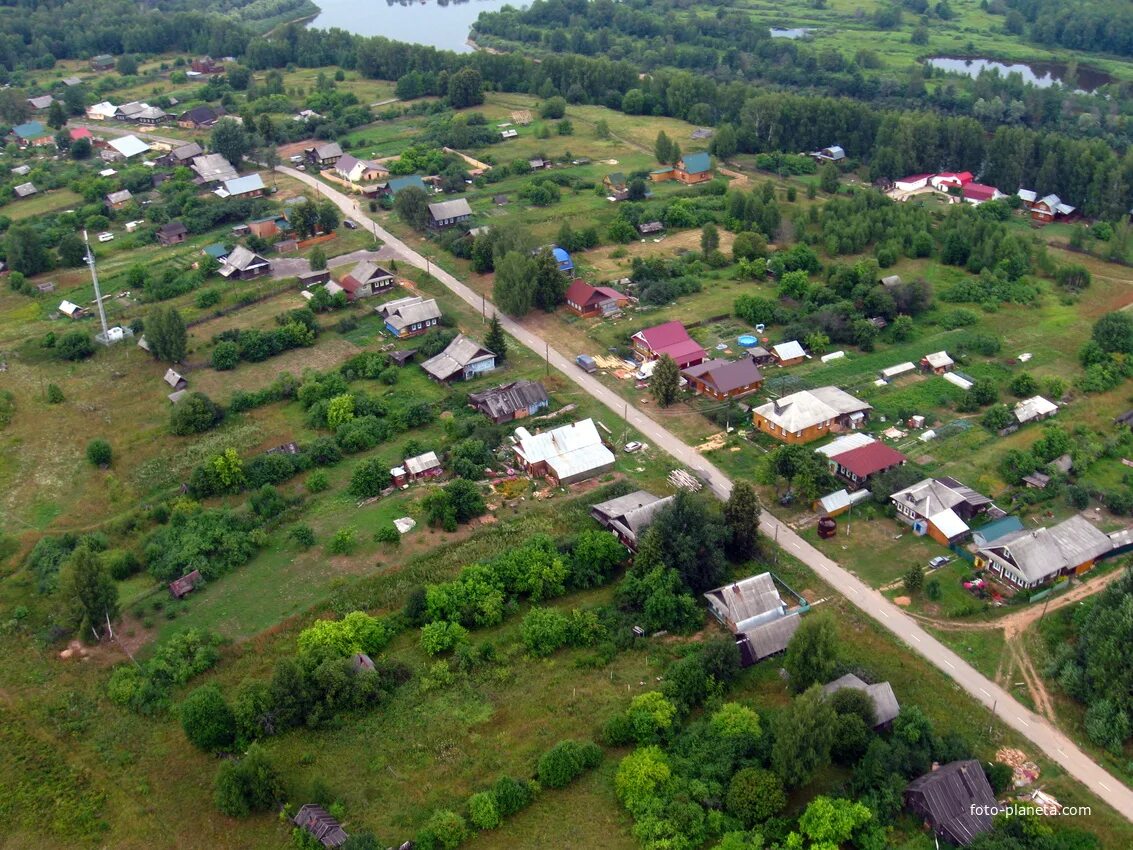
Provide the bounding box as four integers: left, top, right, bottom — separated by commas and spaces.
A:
218, 245, 271, 280
975, 514, 1113, 589
177, 105, 224, 129
378, 295, 441, 336
156, 221, 188, 246
651, 152, 713, 185
105, 189, 133, 211
823, 439, 906, 489
680, 357, 763, 400
564, 279, 629, 318
305, 142, 343, 167
427, 198, 472, 229
771, 340, 806, 367
421, 334, 495, 382
751, 386, 871, 444
468, 380, 549, 424
190, 56, 225, 74
630, 321, 706, 369
590, 490, 673, 550
512, 418, 615, 485
920, 350, 954, 374
889, 476, 991, 545
168, 569, 202, 600
904, 761, 997, 847
292, 804, 348, 849
90, 54, 115, 71
339, 261, 395, 300
822, 674, 900, 727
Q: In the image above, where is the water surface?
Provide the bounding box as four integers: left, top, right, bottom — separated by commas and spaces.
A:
310, 0, 525, 52
926, 56, 1112, 93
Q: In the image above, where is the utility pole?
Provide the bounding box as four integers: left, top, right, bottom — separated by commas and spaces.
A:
482, 293, 486, 322
83, 230, 110, 343
545, 340, 549, 376
622, 402, 628, 446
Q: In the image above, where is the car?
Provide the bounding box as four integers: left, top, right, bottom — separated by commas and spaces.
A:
97, 232, 114, 243
343, 219, 358, 230
928, 555, 950, 569
624, 441, 643, 453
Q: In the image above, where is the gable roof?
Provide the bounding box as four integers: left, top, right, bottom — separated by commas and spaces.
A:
890, 477, 990, 519
972, 515, 1025, 548
191, 153, 238, 182
468, 380, 549, 419
923, 350, 953, 369
180, 105, 221, 125
428, 197, 473, 221
565, 278, 625, 308
168, 141, 203, 161
404, 450, 442, 476
772, 340, 806, 361
383, 297, 441, 329
293, 804, 348, 848
591, 490, 667, 526
220, 245, 270, 274
829, 441, 906, 478
753, 386, 871, 433
513, 418, 615, 481
680, 357, 763, 394
386, 174, 427, 194
221, 173, 265, 196
69, 127, 93, 141
634, 320, 693, 351
606, 171, 626, 187
12, 120, 48, 139
814, 433, 877, 458
158, 220, 188, 238
1014, 395, 1057, 423
312, 141, 343, 159
421, 333, 494, 380
347, 261, 394, 286
27, 94, 54, 110
963, 183, 1000, 201
980, 515, 1113, 585
680, 151, 711, 174
741, 613, 801, 661
704, 573, 786, 633
905, 760, 997, 846
13, 182, 37, 197
822, 673, 900, 726
106, 189, 132, 205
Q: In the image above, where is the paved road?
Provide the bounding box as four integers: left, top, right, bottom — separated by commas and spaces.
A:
276, 166, 1133, 820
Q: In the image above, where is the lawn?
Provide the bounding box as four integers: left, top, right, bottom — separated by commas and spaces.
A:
4, 187, 85, 221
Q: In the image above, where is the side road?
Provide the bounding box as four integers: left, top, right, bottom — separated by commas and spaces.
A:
276, 165, 1133, 820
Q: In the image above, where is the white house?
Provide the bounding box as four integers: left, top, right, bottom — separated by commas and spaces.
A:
894, 173, 932, 192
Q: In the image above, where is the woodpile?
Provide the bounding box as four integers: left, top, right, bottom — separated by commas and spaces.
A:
668, 469, 702, 492
995, 747, 1040, 786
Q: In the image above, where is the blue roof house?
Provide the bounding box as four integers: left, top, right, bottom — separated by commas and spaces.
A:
552, 247, 573, 274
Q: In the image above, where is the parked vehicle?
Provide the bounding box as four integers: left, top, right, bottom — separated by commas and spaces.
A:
624, 441, 643, 453
343, 219, 358, 230
97, 232, 114, 243
928, 555, 950, 569
576, 354, 597, 373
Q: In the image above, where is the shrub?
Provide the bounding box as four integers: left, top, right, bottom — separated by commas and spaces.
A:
417, 810, 468, 850
306, 470, 330, 493
180, 684, 236, 752
211, 341, 240, 370
349, 457, 389, 498
520, 607, 569, 657
170, 392, 224, 436
291, 525, 316, 548
86, 438, 113, 468
536, 740, 602, 788
726, 767, 786, 827
420, 620, 469, 655
375, 525, 400, 545
57, 331, 95, 361
467, 791, 501, 830
213, 744, 281, 817
327, 528, 356, 555
46, 384, 65, 404
491, 776, 536, 817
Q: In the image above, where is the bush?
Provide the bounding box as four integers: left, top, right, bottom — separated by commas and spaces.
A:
375, 525, 400, 545
180, 684, 236, 752
291, 525, 316, 548
57, 331, 95, 361
306, 470, 329, 493
726, 767, 785, 827
491, 776, 536, 817
86, 438, 112, 468
213, 744, 281, 817
520, 607, 569, 656
417, 810, 468, 850
349, 457, 390, 498
467, 791, 501, 830
327, 527, 356, 555
211, 341, 240, 370
536, 740, 602, 789
170, 392, 224, 436
420, 620, 469, 655
46, 384, 65, 404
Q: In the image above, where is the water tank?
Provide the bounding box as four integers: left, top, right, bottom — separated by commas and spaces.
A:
817, 516, 837, 538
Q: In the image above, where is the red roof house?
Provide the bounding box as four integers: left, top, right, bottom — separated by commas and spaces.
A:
69, 127, 93, 141
931, 171, 973, 190
828, 442, 906, 487
962, 183, 1004, 205
565, 279, 629, 318
631, 321, 707, 369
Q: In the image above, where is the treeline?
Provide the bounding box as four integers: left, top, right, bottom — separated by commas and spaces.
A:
1005, 0, 1133, 57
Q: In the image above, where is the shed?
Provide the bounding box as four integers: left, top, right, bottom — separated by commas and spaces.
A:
880, 361, 916, 380
168, 569, 202, 599
921, 351, 954, 374
771, 340, 805, 366
163, 369, 188, 390
822, 673, 900, 726
1014, 395, 1057, 425
880, 274, 903, 288
292, 804, 348, 848
590, 490, 673, 550
904, 760, 998, 846
13, 182, 37, 198
58, 300, 85, 319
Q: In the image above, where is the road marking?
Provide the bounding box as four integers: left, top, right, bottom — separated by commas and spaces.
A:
1058, 748, 1067, 756
1099, 782, 1112, 793
980, 688, 992, 697
1017, 716, 1030, 727
879, 610, 889, 619
944, 659, 955, 669
910, 634, 921, 643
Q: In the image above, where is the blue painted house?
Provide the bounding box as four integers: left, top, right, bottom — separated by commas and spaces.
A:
552, 247, 573, 274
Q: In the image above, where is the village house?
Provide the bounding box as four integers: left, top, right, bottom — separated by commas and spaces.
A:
103, 134, 150, 162
191, 153, 239, 186
86, 101, 118, 121
13, 182, 37, 199
114, 101, 147, 122
1014, 395, 1058, 425
379, 295, 441, 336
822, 674, 900, 727
157, 141, 203, 167
962, 183, 1005, 205
338, 261, 394, 301
921, 350, 954, 374
61, 76, 82, 87
10, 120, 53, 147
894, 174, 932, 192
292, 804, 348, 849
421, 334, 496, 382
704, 572, 802, 667
178, 105, 225, 129
680, 357, 764, 400
168, 569, 202, 600
380, 174, 428, 197
904, 761, 998, 847
651, 151, 713, 185
190, 56, 225, 74
135, 105, 169, 126
105, 189, 133, 211
930, 171, 973, 191
590, 490, 673, 550
156, 221, 188, 246
468, 380, 549, 424
305, 141, 344, 167
219, 173, 266, 199
512, 418, 615, 485
334, 153, 389, 183
390, 451, 443, 487
813, 487, 872, 517
770, 339, 806, 367
27, 94, 53, 111
811, 145, 846, 162
889, 477, 991, 545
218, 245, 271, 280
1028, 192, 1076, 223
631, 320, 707, 369
822, 438, 907, 489
975, 514, 1113, 590
90, 54, 115, 71
298, 269, 331, 288
247, 216, 285, 240
751, 386, 872, 444
564, 279, 629, 318
427, 198, 473, 229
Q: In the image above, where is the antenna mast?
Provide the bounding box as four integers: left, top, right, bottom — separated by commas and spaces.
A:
83, 230, 111, 341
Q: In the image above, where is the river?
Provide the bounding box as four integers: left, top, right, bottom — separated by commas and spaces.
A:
308, 0, 525, 52
926, 56, 1112, 93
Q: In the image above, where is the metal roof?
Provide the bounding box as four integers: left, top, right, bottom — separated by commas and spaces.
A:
404, 451, 441, 476
223, 173, 265, 196
221, 245, 269, 272
814, 433, 876, 458
890, 477, 989, 520
753, 386, 871, 433
981, 515, 1113, 584
107, 134, 150, 158
680, 151, 711, 174
191, 153, 237, 182
772, 340, 805, 361
942, 371, 973, 390
822, 673, 900, 726
1014, 395, 1057, 424
384, 298, 441, 330
923, 350, 953, 369
831, 441, 906, 478
106, 189, 132, 204
428, 197, 472, 221
704, 573, 784, 629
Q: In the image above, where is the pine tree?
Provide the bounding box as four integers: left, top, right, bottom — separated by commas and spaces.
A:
59, 544, 119, 639
723, 482, 761, 560
654, 131, 673, 164
485, 313, 507, 362
651, 354, 680, 407
493, 251, 534, 316
147, 307, 187, 363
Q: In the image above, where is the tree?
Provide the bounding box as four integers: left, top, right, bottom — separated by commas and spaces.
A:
820, 162, 840, 193
797, 796, 873, 846
1056, 264, 1091, 292
1009, 372, 1039, 397
210, 118, 251, 168
484, 313, 507, 361
213, 744, 281, 817
59, 544, 118, 638
5, 222, 52, 275
521, 607, 568, 656
540, 96, 567, 119
211, 341, 239, 371
447, 68, 484, 108
654, 131, 675, 164
723, 482, 761, 560
71, 137, 92, 160
289, 201, 320, 239
170, 392, 224, 435
732, 231, 767, 262
47, 100, 66, 130
445, 479, 485, 522
903, 564, 924, 594
117, 54, 138, 75
638, 491, 727, 593
784, 613, 839, 692
180, 684, 237, 752
493, 251, 535, 316
615, 746, 672, 818
418, 810, 468, 850
711, 123, 738, 160
309, 246, 327, 270
651, 354, 680, 407
146, 307, 187, 363
349, 458, 389, 498
726, 768, 785, 827
701, 223, 720, 254
627, 179, 647, 201
316, 199, 340, 234
58, 233, 87, 267
326, 393, 355, 429
538, 740, 602, 788
595, 119, 610, 139
394, 186, 430, 230
86, 438, 112, 467
569, 529, 626, 588
771, 685, 837, 787
1092, 312, 1133, 354
531, 248, 567, 311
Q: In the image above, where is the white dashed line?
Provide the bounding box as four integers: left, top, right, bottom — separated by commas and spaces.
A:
944, 659, 955, 669
1017, 716, 1030, 727
979, 688, 992, 697
910, 634, 921, 643
1099, 782, 1112, 793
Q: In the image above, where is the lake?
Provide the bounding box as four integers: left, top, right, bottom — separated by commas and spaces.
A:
308, 0, 525, 52
925, 56, 1112, 93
